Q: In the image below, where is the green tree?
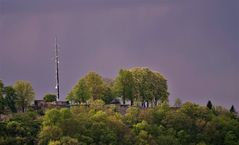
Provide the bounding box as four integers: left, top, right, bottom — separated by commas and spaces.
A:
101, 78, 115, 104
43, 109, 62, 126
162, 110, 193, 132
157, 135, 181, 145
74, 78, 90, 103
0, 80, 3, 95
84, 72, 104, 100
153, 72, 169, 105
66, 91, 74, 104
0, 111, 41, 145
14, 80, 35, 112
66, 78, 91, 104
113, 69, 135, 105
38, 126, 63, 145
43, 94, 56, 102
206, 100, 213, 110
174, 98, 182, 108
4, 86, 17, 113
89, 99, 105, 111
48, 140, 61, 145
35, 98, 239, 145
102, 84, 114, 104
230, 105, 236, 113
0, 80, 5, 115
124, 107, 140, 126
130, 67, 169, 107
49, 136, 79, 145
224, 131, 239, 145
130, 68, 149, 107
59, 136, 79, 145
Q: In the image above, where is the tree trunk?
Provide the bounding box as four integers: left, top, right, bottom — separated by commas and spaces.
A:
146, 100, 149, 108
141, 101, 145, 108
22, 106, 25, 112
154, 100, 158, 106
123, 96, 125, 105
130, 99, 134, 106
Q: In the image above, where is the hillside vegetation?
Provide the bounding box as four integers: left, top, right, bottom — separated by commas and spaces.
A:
0, 100, 238, 145
0, 68, 238, 145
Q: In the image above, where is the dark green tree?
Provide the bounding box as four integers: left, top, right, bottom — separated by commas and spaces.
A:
113, 69, 135, 105
224, 131, 239, 145
207, 100, 213, 110
102, 85, 114, 104
0, 80, 5, 115
14, 80, 35, 112
101, 78, 115, 104
230, 105, 236, 113
4, 86, 17, 113
43, 94, 57, 102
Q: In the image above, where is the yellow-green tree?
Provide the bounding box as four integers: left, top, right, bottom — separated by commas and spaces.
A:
113, 69, 135, 105
67, 78, 90, 104
13, 80, 35, 112
84, 72, 104, 100
130, 67, 169, 107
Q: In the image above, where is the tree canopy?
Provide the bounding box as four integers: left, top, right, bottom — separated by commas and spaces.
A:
0, 101, 234, 145
67, 68, 169, 107
0, 80, 5, 115
129, 67, 169, 107
4, 86, 17, 113
85, 72, 104, 100
113, 69, 134, 105
66, 78, 90, 104
14, 80, 35, 112
0, 77, 238, 145
43, 94, 57, 102
1, 68, 238, 145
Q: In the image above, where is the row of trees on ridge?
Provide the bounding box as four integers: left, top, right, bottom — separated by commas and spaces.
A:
66, 67, 169, 107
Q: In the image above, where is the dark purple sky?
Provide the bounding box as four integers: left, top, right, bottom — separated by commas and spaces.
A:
0, 0, 238, 108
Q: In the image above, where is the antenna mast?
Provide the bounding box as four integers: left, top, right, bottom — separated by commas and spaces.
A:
55, 37, 60, 101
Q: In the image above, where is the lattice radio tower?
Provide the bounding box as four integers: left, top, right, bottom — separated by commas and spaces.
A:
55, 37, 60, 101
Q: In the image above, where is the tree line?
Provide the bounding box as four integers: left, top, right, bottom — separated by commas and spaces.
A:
0, 80, 35, 114
0, 100, 238, 145
1, 67, 168, 114
67, 67, 169, 107
0, 66, 239, 145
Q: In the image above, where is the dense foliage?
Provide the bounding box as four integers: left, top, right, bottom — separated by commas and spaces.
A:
0, 68, 238, 145
13, 81, 35, 112
43, 94, 57, 102
67, 67, 169, 107
0, 80, 35, 114
40, 102, 239, 145
1, 100, 238, 145
0, 111, 41, 144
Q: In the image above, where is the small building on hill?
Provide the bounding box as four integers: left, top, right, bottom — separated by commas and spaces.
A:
32, 100, 69, 110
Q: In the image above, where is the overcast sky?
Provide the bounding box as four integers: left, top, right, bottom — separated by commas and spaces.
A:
0, 0, 238, 108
